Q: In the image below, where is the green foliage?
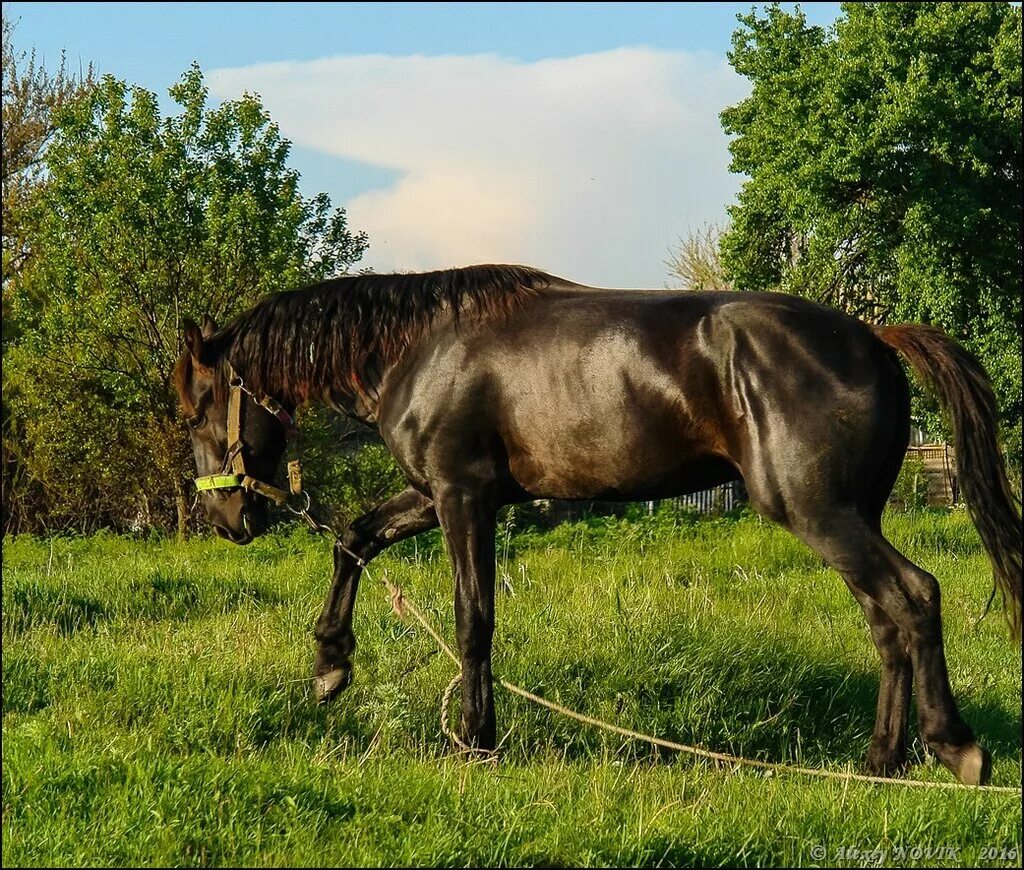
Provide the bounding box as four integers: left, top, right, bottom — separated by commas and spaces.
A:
720, 2, 1022, 456
2, 17, 94, 285
664, 222, 732, 290
293, 405, 407, 527
888, 456, 931, 511
3, 65, 367, 533
3, 512, 1020, 865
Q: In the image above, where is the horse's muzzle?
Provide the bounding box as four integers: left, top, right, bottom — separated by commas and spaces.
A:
214, 523, 254, 545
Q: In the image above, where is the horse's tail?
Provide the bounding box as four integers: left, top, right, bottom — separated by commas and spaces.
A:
874, 323, 1022, 641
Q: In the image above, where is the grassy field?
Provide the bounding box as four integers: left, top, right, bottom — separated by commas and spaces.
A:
2, 507, 1021, 867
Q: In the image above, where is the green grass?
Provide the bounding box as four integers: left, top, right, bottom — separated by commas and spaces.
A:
2, 508, 1021, 867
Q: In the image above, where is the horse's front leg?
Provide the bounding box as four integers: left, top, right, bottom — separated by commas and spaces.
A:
314, 486, 438, 703
435, 487, 498, 750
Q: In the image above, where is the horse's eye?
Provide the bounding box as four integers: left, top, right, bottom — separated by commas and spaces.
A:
186, 413, 206, 430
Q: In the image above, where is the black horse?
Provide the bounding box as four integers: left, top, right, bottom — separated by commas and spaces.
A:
174, 265, 1021, 785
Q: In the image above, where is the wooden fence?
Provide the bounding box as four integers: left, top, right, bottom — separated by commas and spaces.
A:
670, 479, 748, 514
904, 443, 959, 505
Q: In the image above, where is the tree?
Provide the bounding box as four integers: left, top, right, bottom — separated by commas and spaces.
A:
2, 17, 93, 284
719, 2, 1022, 459
4, 65, 368, 534
2, 19, 94, 534
665, 222, 732, 291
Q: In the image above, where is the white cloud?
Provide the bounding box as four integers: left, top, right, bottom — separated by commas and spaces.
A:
209, 48, 747, 288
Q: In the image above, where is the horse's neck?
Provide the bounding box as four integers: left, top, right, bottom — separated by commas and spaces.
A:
328, 387, 379, 427
228, 307, 398, 426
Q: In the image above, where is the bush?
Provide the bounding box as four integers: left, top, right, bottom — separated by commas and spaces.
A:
888, 457, 930, 511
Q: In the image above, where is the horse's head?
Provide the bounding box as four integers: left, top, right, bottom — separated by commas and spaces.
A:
174, 316, 291, 544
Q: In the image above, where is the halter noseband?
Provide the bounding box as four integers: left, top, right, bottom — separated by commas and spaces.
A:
193, 365, 300, 506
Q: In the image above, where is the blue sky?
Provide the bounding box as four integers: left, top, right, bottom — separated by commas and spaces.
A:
4, 2, 845, 285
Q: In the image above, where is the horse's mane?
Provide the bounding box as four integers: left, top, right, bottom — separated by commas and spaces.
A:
200, 264, 552, 405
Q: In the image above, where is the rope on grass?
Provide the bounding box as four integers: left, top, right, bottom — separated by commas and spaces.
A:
440, 672, 473, 754
345, 546, 1022, 795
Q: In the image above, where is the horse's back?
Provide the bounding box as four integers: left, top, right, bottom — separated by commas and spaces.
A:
381, 285, 908, 509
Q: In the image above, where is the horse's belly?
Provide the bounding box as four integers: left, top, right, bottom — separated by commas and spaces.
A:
502, 416, 728, 500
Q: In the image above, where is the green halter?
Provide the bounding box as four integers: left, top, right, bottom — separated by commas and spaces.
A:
193, 365, 301, 506
195, 474, 246, 492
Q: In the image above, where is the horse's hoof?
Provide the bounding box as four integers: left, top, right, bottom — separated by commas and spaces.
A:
863, 748, 907, 778
954, 743, 992, 786
314, 667, 352, 704
451, 742, 499, 762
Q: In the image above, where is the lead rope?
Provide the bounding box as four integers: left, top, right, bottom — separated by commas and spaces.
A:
298, 504, 1020, 794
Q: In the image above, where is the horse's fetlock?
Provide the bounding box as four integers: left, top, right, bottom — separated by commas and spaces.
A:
314, 624, 355, 654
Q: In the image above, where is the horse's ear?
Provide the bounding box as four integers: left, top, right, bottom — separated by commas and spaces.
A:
183, 318, 207, 365
201, 315, 218, 337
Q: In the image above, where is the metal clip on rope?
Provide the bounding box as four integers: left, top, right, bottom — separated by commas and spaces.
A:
287, 491, 338, 539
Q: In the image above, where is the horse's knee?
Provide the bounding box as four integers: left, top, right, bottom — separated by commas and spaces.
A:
334, 529, 364, 562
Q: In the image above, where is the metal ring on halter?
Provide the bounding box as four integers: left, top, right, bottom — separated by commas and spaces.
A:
286, 490, 312, 515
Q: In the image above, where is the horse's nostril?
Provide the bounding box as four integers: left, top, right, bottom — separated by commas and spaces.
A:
227, 526, 253, 545
213, 523, 251, 544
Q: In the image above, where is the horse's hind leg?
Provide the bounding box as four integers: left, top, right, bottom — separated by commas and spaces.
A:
314, 486, 438, 704
772, 506, 988, 784
870, 541, 990, 784
847, 588, 913, 775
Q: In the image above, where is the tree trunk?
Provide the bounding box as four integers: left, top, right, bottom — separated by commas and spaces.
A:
175, 481, 189, 541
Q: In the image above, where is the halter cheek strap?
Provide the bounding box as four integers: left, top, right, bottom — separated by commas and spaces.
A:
193, 365, 301, 506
